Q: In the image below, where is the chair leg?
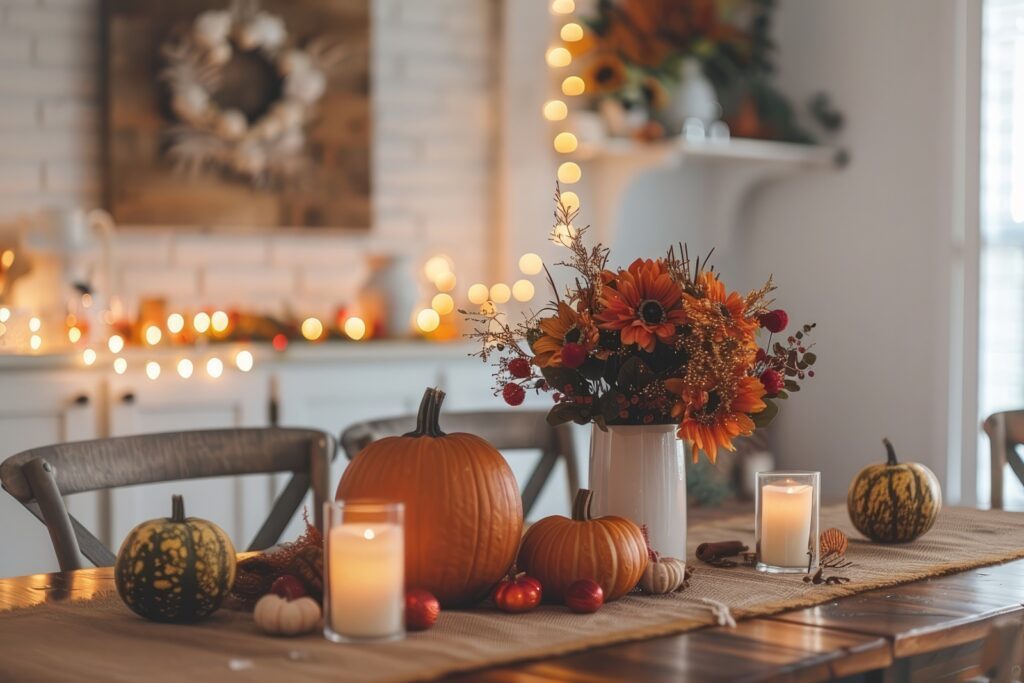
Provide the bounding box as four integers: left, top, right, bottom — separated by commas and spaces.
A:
23, 459, 83, 572
989, 415, 1006, 510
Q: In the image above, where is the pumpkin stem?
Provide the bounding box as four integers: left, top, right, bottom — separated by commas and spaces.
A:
883, 438, 898, 466
171, 494, 185, 523
405, 387, 447, 438
571, 488, 594, 521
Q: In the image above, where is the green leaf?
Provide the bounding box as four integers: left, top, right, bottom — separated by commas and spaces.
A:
783, 379, 800, 392
547, 403, 587, 426
751, 398, 779, 428
616, 356, 654, 390
540, 366, 583, 393
775, 390, 789, 400
803, 352, 817, 365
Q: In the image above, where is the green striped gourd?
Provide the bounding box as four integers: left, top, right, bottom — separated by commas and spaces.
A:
847, 439, 941, 543
115, 495, 236, 622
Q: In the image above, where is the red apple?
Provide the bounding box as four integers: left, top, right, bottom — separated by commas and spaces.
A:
565, 579, 604, 614
492, 573, 543, 613
406, 588, 441, 631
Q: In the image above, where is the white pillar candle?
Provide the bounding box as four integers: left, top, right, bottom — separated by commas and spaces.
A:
760, 481, 813, 567
327, 523, 404, 639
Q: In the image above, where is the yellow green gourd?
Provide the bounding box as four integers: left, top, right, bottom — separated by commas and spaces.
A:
847, 438, 942, 543
115, 495, 236, 622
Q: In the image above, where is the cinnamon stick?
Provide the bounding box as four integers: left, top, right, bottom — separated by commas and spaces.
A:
696, 540, 750, 565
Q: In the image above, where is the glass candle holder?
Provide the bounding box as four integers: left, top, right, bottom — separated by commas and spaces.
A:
755, 471, 820, 574
323, 500, 405, 643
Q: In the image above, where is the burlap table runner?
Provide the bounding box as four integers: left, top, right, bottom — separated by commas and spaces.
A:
2, 505, 1023, 682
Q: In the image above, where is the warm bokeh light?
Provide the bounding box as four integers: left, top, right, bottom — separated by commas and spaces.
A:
107, 334, 124, 354
344, 316, 366, 340
546, 47, 571, 68
301, 317, 324, 341
67, 326, 82, 344
144, 325, 162, 345
81, 293, 92, 308
145, 361, 161, 380
416, 308, 440, 333
177, 358, 194, 379
210, 310, 229, 333
551, 0, 575, 14
206, 357, 224, 378
29, 334, 41, 350
561, 191, 580, 212
167, 313, 185, 334
113, 357, 127, 375
234, 350, 254, 372
423, 255, 452, 283
193, 312, 211, 334
489, 283, 511, 304
0, 249, 14, 269
519, 253, 544, 275
543, 100, 568, 121
561, 76, 585, 96
553, 132, 578, 154
513, 279, 536, 302
0, 307, 9, 323
431, 293, 455, 315
557, 161, 582, 183
560, 22, 584, 41
467, 283, 489, 305
434, 271, 456, 292
272, 333, 288, 351
28, 317, 40, 333
82, 348, 97, 366
552, 223, 578, 245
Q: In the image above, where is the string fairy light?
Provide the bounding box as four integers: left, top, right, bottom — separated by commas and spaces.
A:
343, 316, 366, 341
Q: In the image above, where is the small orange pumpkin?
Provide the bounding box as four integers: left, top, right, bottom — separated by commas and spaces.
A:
336, 388, 523, 607
517, 488, 648, 602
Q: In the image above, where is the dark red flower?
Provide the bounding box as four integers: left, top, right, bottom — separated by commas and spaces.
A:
759, 369, 784, 397
758, 309, 789, 333
502, 383, 526, 406
561, 342, 587, 369
508, 357, 532, 379
755, 348, 767, 364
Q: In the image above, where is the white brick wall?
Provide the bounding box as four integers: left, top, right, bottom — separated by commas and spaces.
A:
0, 0, 497, 316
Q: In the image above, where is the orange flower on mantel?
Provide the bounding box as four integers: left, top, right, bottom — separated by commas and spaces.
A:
596, 258, 687, 353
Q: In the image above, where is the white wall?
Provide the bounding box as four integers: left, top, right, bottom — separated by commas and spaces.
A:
738, 0, 961, 500
0, 0, 498, 317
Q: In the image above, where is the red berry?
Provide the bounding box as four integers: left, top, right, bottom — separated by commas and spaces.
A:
755, 348, 767, 364
758, 309, 789, 333
565, 579, 604, 613
561, 343, 587, 369
808, 370, 815, 378
502, 383, 526, 406
759, 369, 784, 397
508, 358, 532, 379
405, 589, 440, 631
269, 575, 306, 601
492, 573, 543, 613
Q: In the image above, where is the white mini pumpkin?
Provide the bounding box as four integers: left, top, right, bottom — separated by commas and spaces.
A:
253, 594, 321, 636
638, 557, 687, 595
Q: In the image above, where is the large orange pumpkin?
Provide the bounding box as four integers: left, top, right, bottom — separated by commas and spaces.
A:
517, 488, 648, 602
336, 388, 523, 607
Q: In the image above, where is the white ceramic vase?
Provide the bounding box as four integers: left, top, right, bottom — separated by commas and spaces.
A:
588, 424, 688, 560
666, 57, 720, 133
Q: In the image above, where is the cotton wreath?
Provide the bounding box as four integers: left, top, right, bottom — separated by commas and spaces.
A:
160, 1, 345, 184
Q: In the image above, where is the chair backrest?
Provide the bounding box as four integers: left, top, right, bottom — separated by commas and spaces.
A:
340, 410, 579, 517
982, 410, 1024, 509
0, 427, 336, 571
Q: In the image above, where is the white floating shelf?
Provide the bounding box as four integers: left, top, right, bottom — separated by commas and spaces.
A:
571, 137, 842, 249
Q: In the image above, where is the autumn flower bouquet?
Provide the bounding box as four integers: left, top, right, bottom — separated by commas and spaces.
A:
467, 187, 816, 465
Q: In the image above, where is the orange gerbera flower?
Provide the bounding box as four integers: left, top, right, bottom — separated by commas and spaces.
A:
683, 271, 759, 344
596, 258, 686, 352
668, 375, 767, 463
532, 302, 599, 368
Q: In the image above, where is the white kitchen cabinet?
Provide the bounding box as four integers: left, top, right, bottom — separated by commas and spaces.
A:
0, 370, 101, 577
106, 367, 271, 550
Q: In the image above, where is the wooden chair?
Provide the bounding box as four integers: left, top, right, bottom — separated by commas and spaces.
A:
969, 615, 1024, 683
340, 411, 579, 517
0, 428, 336, 572
982, 410, 1024, 509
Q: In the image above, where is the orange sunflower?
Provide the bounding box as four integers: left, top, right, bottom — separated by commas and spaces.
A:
682, 271, 759, 344
532, 302, 599, 368
668, 375, 767, 463
595, 258, 686, 352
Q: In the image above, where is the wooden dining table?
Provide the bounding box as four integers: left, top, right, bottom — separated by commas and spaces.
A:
2, 553, 1022, 681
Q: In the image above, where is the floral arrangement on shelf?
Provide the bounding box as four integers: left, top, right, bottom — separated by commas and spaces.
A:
570, 0, 844, 144
465, 185, 816, 462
